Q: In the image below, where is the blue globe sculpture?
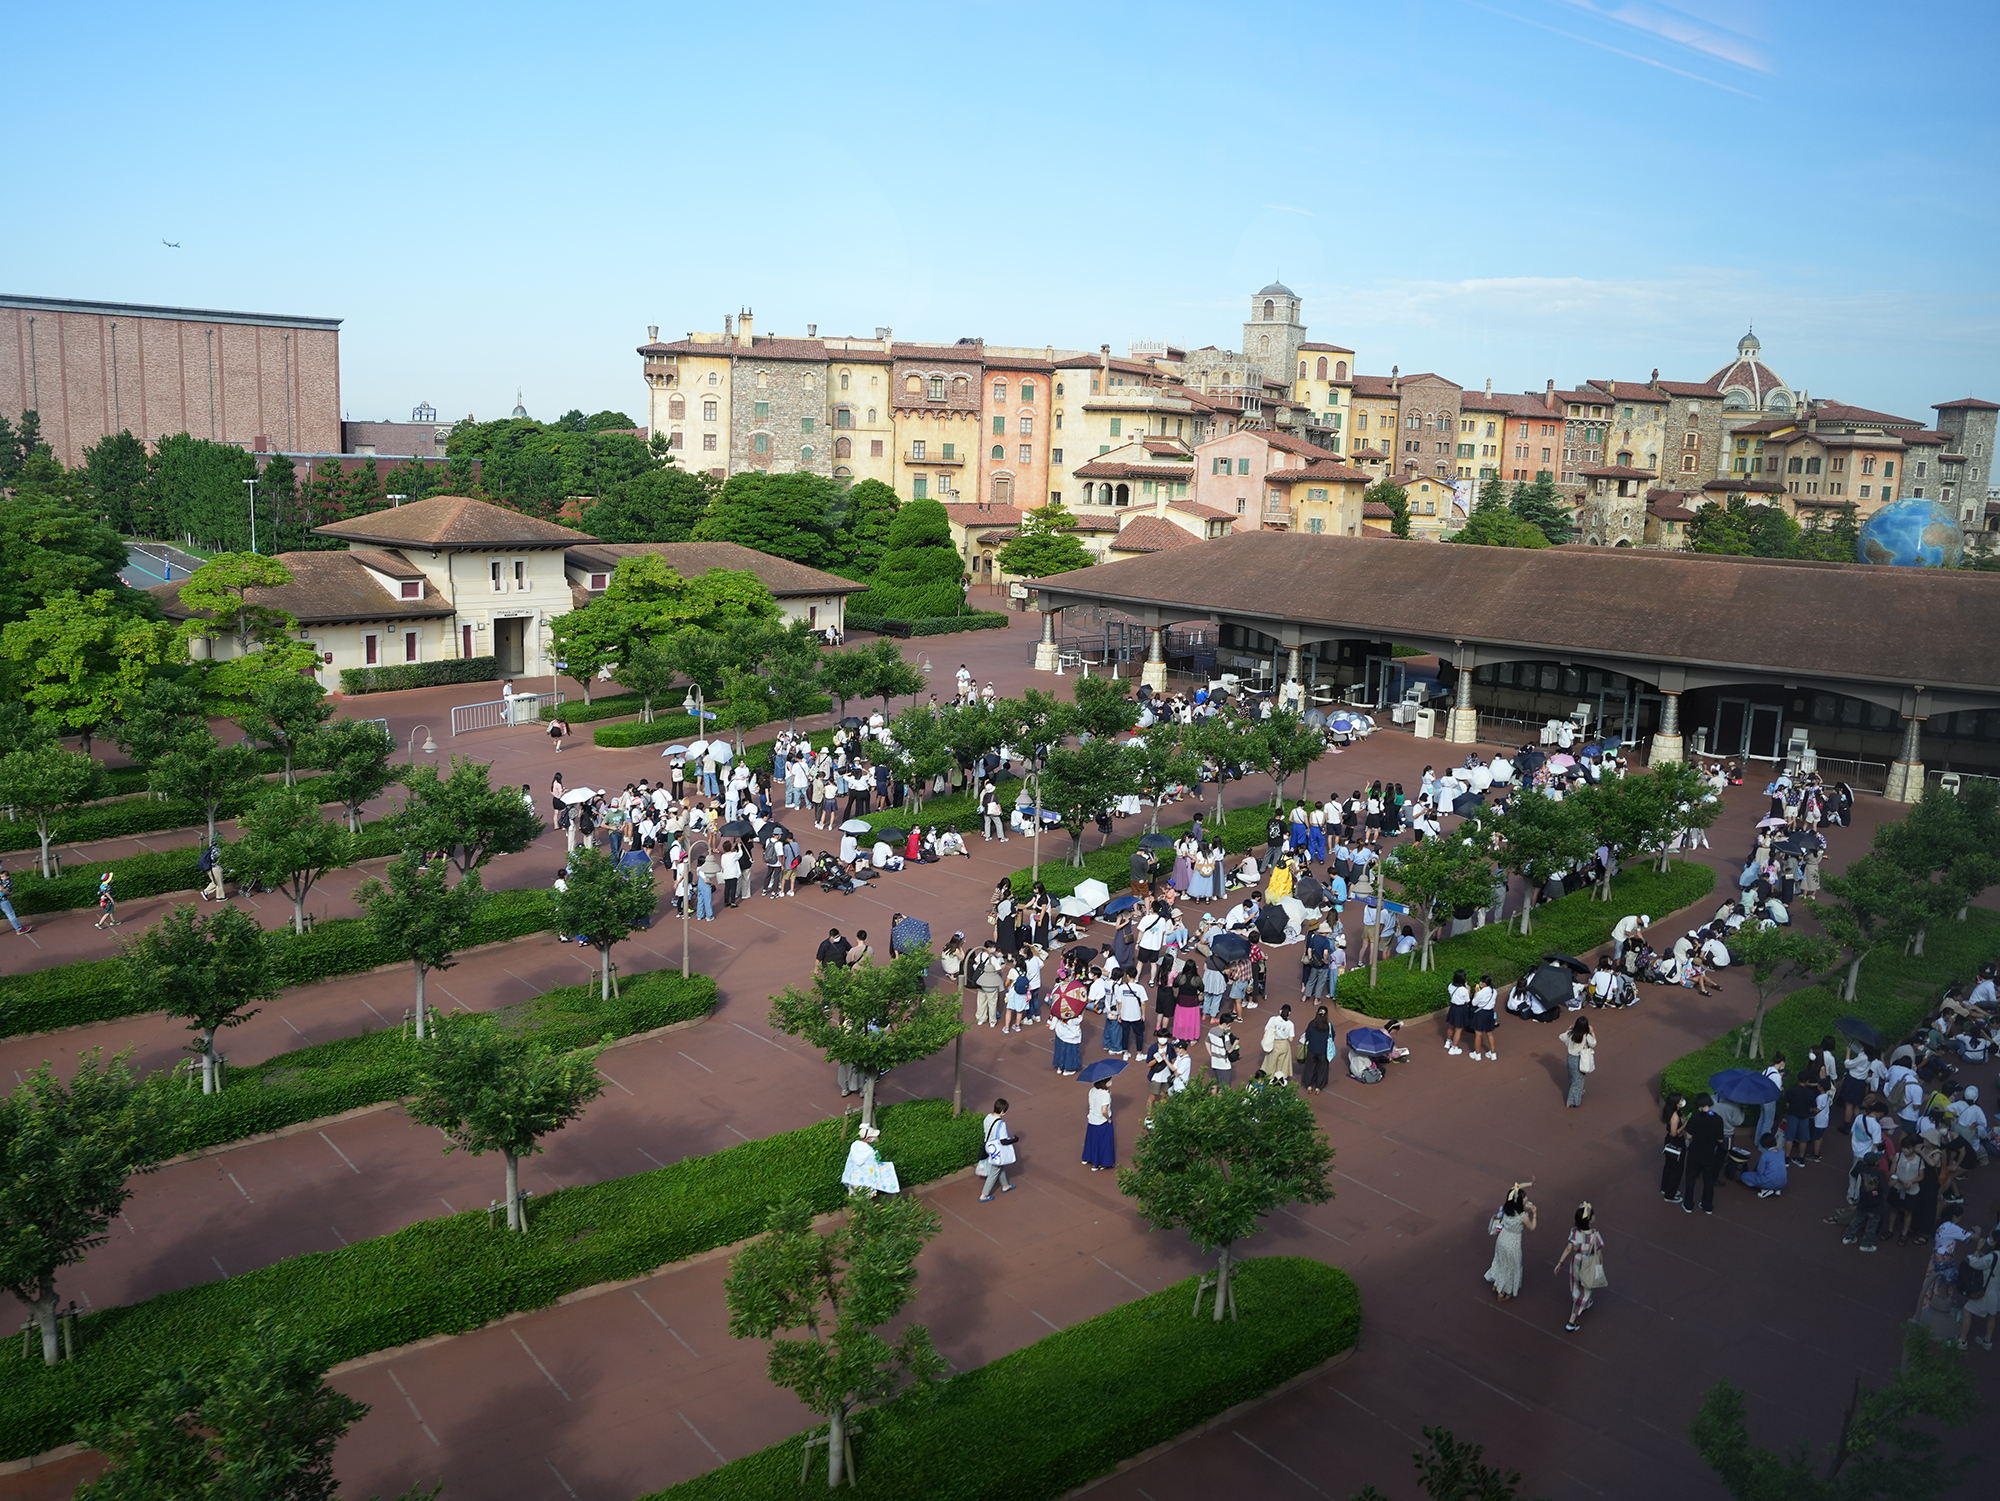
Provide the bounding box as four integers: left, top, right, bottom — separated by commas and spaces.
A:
1857, 497, 1962, 567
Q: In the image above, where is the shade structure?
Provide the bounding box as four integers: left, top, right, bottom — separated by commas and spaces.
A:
686, 739, 710, 758
1709, 1068, 1782, 1105
1303, 709, 1327, 729
1525, 963, 1577, 1006
1329, 717, 1353, 733
1547, 754, 1576, 769
1064, 944, 1099, 965
876, 826, 909, 843
1078, 1058, 1129, 1083
659, 745, 690, 756
1544, 953, 1590, 975
840, 818, 874, 834
840, 717, 864, 729
1072, 878, 1113, 910
709, 742, 734, 763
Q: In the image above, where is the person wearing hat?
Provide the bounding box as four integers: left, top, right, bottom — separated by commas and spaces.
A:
841, 1123, 900, 1196
1611, 913, 1649, 963
93, 871, 119, 929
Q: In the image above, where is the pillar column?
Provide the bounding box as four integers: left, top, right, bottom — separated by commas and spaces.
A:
1650, 690, 1684, 765
1447, 666, 1478, 743
1141, 624, 1169, 691
1885, 715, 1925, 803
1033, 607, 1061, 673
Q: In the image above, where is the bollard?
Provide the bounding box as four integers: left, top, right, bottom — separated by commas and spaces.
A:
19, 1320, 31, 1360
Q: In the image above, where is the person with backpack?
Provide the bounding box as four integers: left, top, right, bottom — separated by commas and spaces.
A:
93, 871, 119, 930
197, 841, 227, 902
0, 868, 32, 936
972, 943, 1005, 1029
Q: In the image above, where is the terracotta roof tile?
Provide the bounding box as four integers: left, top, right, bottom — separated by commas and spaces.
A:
344, 548, 426, 580
1936, 396, 2000, 411
561, 541, 864, 598
1579, 465, 1659, 479
1072, 460, 1194, 481
1297, 341, 1356, 353
1109, 517, 1200, 553
1702, 478, 1785, 494
1272, 459, 1373, 485
1810, 401, 1923, 428
150, 552, 455, 626
1167, 499, 1236, 521
313, 495, 595, 549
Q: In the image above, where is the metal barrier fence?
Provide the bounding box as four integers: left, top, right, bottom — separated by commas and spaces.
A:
450, 691, 564, 736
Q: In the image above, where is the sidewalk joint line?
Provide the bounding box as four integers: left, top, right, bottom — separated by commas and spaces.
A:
678, 1051, 712, 1072
319, 1131, 362, 1175
226, 1173, 252, 1203
632, 1292, 700, 1356
1094, 1256, 1149, 1294
330, 1226, 347, 1246
1233, 1430, 1330, 1495
545, 1457, 580, 1498
1031, 1309, 1059, 1331
678, 1411, 725, 1462
731, 1022, 787, 1051
638, 1148, 666, 1168
513, 1329, 571, 1401
282, 1016, 310, 1042
212, 1255, 227, 1277
600, 1069, 635, 1095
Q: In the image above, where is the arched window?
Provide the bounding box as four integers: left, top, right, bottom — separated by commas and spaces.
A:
1082, 483, 1095, 504
1299, 361, 1307, 379
800, 445, 814, 464
834, 466, 853, 481
1114, 483, 1130, 506
1021, 381, 1035, 403
668, 397, 685, 419
839, 370, 850, 390
702, 399, 717, 421
834, 436, 852, 458
756, 370, 769, 388
1335, 360, 1347, 380
867, 407, 877, 423
1406, 415, 1420, 430
1263, 299, 1275, 319
993, 380, 1007, 402
991, 445, 1004, 461
1054, 411, 1062, 430
905, 374, 922, 395
992, 476, 1013, 505
927, 376, 946, 400
952, 376, 969, 398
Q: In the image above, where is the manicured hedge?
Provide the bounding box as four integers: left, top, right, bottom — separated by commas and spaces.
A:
0, 773, 330, 859
99, 749, 287, 800
848, 612, 1011, 637
0, 888, 556, 1039
593, 711, 715, 749
536, 693, 646, 725
160, 966, 716, 1155
1661, 908, 2000, 1101
0, 1100, 981, 1461
338, 656, 498, 695
643, 1257, 1360, 1501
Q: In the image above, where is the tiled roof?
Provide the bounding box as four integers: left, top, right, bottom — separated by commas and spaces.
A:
1814, 432, 1908, 450
1109, 517, 1199, 553
1702, 478, 1785, 494
1394, 373, 1461, 389
1904, 430, 1949, 447
1706, 357, 1791, 402
1652, 380, 1720, 398
1585, 381, 1668, 402
1579, 465, 1658, 479
313, 495, 595, 548
938, 501, 1025, 527
344, 548, 426, 580
1072, 461, 1194, 480
1297, 341, 1355, 353
1731, 417, 1795, 434
1272, 459, 1373, 485
150, 552, 455, 626
891, 343, 988, 364
1645, 490, 1699, 522
1936, 396, 2000, 411
981, 353, 1056, 371
562, 541, 865, 598
1261, 431, 1344, 461
1811, 401, 1922, 428
1142, 440, 1192, 456
1168, 499, 1236, 522
1349, 375, 1402, 398
1362, 501, 1396, 518
1054, 354, 1171, 377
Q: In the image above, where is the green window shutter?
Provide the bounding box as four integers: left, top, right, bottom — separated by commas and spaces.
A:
942, 443, 955, 460
801, 417, 814, 433
1109, 418, 1122, 437
991, 445, 1004, 461
993, 415, 1005, 435
753, 434, 769, 455
912, 476, 928, 499
755, 401, 769, 419
1238, 458, 1250, 475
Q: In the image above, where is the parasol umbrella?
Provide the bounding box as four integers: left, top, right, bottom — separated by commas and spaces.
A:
1709, 1068, 1782, 1106
1208, 932, 1251, 963
1544, 953, 1591, 974
1064, 944, 1100, 965
1057, 895, 1096, 918
877, 827, 909, 843
617, 850, 653, 873
686, 739, 710, 758
840, 818, 874, 834
1295, 874, 1325, 906
1756, 816, 1787, 829
890, 916, 931, 955
1525, 963, 1577, 1007
1304, 709, 1327, 729
718, 818, 756, 837
709, 742, 734, 763
1330, 716, 1354, 734
840, 717, 864, 729
1451, 791, 1487, 816
1073, 878, 1113, 910
1078, 1058, 1129, 1083
1102, 895, 1139, 916
1835, 1016, 1883, 1049
1517, 749, 1545, 773
1347, 1027, 1395, 1058
1547, 753, 1576, 770
1773, 835, 1813, 856
659, 744, 690, 755
1136, 708, 1156, 728
1137, 832, 1176, 850
560, 786, 598, 805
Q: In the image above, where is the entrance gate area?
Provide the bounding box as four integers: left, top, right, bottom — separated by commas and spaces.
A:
1714, 697, 1784, 761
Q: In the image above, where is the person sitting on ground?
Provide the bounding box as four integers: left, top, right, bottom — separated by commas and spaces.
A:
871, 838, 904, 872
1740, 1132, 1789, 1197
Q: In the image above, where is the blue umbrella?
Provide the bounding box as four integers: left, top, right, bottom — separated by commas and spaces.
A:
1102, 894, 1140, 916
1709, 1068, 1782, 1106
890, 917, 931, 955
617, 850, 652, 873
1347, 1027, 1395, 1058
1330, 717, 1354, 733
1078, 1058, 1129, 1083
1209, 932, 1251, 963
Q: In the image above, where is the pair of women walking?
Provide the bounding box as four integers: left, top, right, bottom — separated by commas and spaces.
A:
1484, 1185, 1608, 1331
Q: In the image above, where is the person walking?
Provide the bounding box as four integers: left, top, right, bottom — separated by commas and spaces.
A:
1484, 1184, 1537, 1302
1261, 1003, 1297, 1082
1553, 1203, 1607, 1332
198, 841, 226, 901
978, 1100, 1017, 1201
0, 868, 33, 936
1683, 1094, 1728, 1215
974, 943, 1005, 1029
1082, 1079, 1116, 1171
548, 715, 570, 754
1206, 1020, 1239, 1089
93, 871, 119, 929
1300, 1005, 1334, 1093
1660, 1093, 1690, 1201
1565, 1016, 1596, 1107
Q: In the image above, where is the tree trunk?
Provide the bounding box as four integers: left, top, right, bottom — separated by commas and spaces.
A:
643, 696, 653, 724
36, 823, 53, 880
283, 749, 295, 788
201, 1025, 218, 1094
291, 892, 307, 934
1749, 994, 1772, 1059
826, 1403, 849, 1488
413, 962, 428, 1040
1914, 928, 1927, 957
952, 1033, 963, 1118
1211, 1242, 1237, 1322
504, 1150, 522, 1231
32, 1290, 58, 1365
1516, 889, 1536, 936
599, 943, 615, 1000
859, 1068, 878, 1129
1068, 831, 1085, 867
1957, 904, 1969, 922
206, 804, 220, 846
1843, 955, 1862, 1003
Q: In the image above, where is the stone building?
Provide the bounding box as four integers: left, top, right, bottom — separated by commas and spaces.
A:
1932, 397, 1999, 536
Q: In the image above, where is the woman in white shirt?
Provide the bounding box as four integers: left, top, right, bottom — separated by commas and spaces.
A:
1082, 1082, 1116, 1170
1261, 1004, 1298, 1081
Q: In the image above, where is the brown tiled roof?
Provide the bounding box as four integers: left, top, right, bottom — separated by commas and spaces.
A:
939, 501, 1025, 527
344, 548, 426, 580
313, 495, 594, 548
1273, 459, 1373, 485
1585, 381, 1668, 402
1811, 401, 1922, 428
1814, 432, 1908, 450
1904, 430, 1948, 447
1362, 501, 1396, 518
149, 552, 454, 626
1261, 431, 1343, 461
1705, 358, 1790, 399
1349, 375, 1401, 398
562, 541, 863, 598
1792, 497, 1856, 510
1579, 465, 1658, 479
1072, 461, 1194, 480
1731, 417, 1796, 435
1645, 489, 1699, 521
1702, 478, 1785, 494
1297, 341, 1355, 353
1064, 513, 1123, 532
1936, 396, 2000, 411
1109, 517, 1199, 553
1142, 440, 1192, 456
1167, 499, 1235, 521
981, 354, 1056, 371
891, 344, 987, 364
1054, 354, 1172, 377
1394, 373, 1461, 389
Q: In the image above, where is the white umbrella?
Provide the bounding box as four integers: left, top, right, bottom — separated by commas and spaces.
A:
1072, 877, 1113, 910
560, 786, 598, 805
686, 738, 711, 758
710, 742, 734, 763
841, 818, 874, 834
1056, 895, 1094, 918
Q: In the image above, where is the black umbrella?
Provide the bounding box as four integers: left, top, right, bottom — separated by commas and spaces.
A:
1295, 874, 1325, 906
1836, 1016, 1882, 1049
1256, 907, 1288, 943
877, 827, 909, 843
1518, 749, 1546, 772
718, 819, 756, 838
1137, 832, 1175, 850
1209, 932, 1250, 963
1064, 944, 1099, 965
1451, 791, 1487, 816
1525, 963, 1576, 1006
1543, 952, 1591, 975
840, 716, 864, 729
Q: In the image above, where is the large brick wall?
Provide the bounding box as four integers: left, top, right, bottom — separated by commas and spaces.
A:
0, 297, 341, 467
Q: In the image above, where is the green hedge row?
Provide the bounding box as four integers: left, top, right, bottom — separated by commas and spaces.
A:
593, 711, 714, 749
0, 773, 331, 860
98, 749, 288, 800
536, 693, 645, 725
8, 809, 399, 918
0, 888, 556, 1039
161, 966, 716, 1156
338, 657, 498, 695
848, 612, 1011, 638
1661, 908, 2000, 1101
645, 1256, 1360, 1501
0, 1100, 981, 1461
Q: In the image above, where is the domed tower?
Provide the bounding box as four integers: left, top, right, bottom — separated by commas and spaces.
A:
1709, 328, 1794, 414
1243, 281, 1306, 383
511, 388, 529, 420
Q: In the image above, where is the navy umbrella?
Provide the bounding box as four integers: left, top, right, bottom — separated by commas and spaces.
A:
1102, 894, 1139, 916
1451, 791, 1486, 816
1209, 932, 1251, 963
1078, 1058, 1130, 1083
877, 827, 909, 843
1525, 964, 1576, 1006
1347, 1027, 1395, 1058
1709, 1068, 1782, 1106
890, 916, 931, 955
1137, 832, 1176, 850
1835, 1016, 1882, 1049
617, 850, 653, 873
718, 819, 756, 837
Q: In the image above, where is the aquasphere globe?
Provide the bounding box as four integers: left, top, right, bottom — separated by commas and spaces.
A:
1857, 497, 1963, 567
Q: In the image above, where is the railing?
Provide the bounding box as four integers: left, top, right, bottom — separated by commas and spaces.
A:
905, 450, 965, 466
450, 691, 564, 736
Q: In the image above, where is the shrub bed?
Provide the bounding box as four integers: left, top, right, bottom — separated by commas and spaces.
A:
593, 712, 712, 749
160, 966, 716, 1155
535, 693, 644, 725
338, 657, 499, 695
99, 749, 287, 800
643, 1257, 1360, 1501
1661, 908, 2000, 1101
847, 612, 1011, 638
0, 773, 331, 859
0, 1100, 981, 1461
0, 888, 556, 1038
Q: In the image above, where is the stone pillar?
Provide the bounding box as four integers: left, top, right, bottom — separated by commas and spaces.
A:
1286, 646, 1300, 684
1033, 607, 1061, 673
1650, 690, 1684, 765
1141, 624, 1169, 692
1885, 715, 1925, 803
1447, 666, 1478, 743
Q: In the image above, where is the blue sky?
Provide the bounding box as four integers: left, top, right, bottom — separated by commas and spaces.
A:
7, 0, 1996, 429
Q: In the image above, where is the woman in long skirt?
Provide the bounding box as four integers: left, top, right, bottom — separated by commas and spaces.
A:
1660, 1094, 1689, 1201
1049, 1003, 1083, 1076
1484, 1186, 1536, 1302
1553, 1202, 1606, 1332
1170, 838, 1196, 894
1300, 1005, 1334, 1092
1082, 1081, 1116, 1171
1261, 1004, 1298, 1081
1171, 971, 1204, 1043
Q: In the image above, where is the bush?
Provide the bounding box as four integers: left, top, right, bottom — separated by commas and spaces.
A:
0, 772, 326, 858
1661, 908, 2000, 1102
0, 1100, 981, 1461
535, 693, 645, 725
98, 749, 287, 800
338, 656, 498, 695
0, 888, 556, 1038
643, 1257, 1359, 1501
848, 612, 1011, 638
160, 966, 716, 1155
593, 712, 712, 749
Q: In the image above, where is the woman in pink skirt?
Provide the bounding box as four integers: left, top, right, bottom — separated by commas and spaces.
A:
1171, 964, 1204, 1042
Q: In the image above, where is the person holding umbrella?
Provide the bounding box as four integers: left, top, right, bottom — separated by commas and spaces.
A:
1081, 1072, 1117, 1171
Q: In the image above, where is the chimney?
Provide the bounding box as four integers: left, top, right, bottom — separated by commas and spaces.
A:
737, 309, 754, 348
1101, 344, 1111, 371
1650, 367, 1660, 388
807, 324, 817, 338
1044, 344, 1053, 363
875, 327, 889, 342
723, 314, 733, 339
1391, 365, 1399, 395
647, 325, 659, 343
1484, 377, 1492, 395
1545, 378, 1557, 410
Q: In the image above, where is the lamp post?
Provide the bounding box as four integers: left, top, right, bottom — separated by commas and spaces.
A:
406, 725, 437, 762
680, 834, 710, 979
242, 478, 258, 554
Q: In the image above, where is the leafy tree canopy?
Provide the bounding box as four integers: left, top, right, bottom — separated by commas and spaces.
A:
828, 479, 901, 581
851, 496, 964, 618
1508, 474, 1573, 545
579, 464, 717, 543
0, 490, 149, 627
694, 471, 840, 567
1364, 479, 1411, 539
998, 502, 1095, 577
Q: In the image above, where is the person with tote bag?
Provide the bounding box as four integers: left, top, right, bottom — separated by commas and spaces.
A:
1553, 1202, 1608, 1332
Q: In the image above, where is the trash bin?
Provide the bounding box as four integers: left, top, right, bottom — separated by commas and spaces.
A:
1413, 707, 1435, 739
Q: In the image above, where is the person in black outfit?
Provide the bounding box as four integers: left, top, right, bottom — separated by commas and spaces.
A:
815, 928, 851, 968
1683, 1093, 1728, 1214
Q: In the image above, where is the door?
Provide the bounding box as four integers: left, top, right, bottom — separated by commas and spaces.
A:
1363, 655, 1395, 708
1714, 698, 1749, 757
1745, 703, 1783, 760
494, 618, 526, 677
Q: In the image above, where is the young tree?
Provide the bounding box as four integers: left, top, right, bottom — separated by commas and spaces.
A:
1123, 720, 1198, 832
1070, 674, 1140, 738
1185, 712, 1249, 823
174, 553, 297, 653
0, 1050, 167, 1364
0, 742, 108, 878
885, 705, 953, 820
232, 786, 356, 934
405, 1018, 606, 1231
859, 636, 926, 716
1364, 479, 1412, 538
234, 673, 333, 786
1689, 1325, 1975, 1501
1381, 834, 1497, 972
0, 491, 142, 629
1734, 926, 1838, 1059
612, 637, 680, 724
121, 903, 277, 1094
997, 502, 1095, 578
547, 598, 624, 704
769, 949, 964, 1128
765, 624, 831, 733
1253, 708, 1326, 806
694, 471, 840, 567
0, 590, 176, 749
1449, 493, 1551, 549
1120, 1080, 1334, 1322
354, 856, 489, 1038
1644, 759, 1724, 871
1041, 737, 1129, 864
112, 676, 208, 767
821, 646, 879, 721
1352, 1427, 1541, 1501
74, 1314, 384, 1501
1492, 789, 1593, 935
551, 847, 658, 1000
725, 1192, 946, 1489
392, 756, 544, 884
298, 718, 400, 832
849, 497, 964, 619
828, 478, 902, 581
1812, 854, 1924, 1002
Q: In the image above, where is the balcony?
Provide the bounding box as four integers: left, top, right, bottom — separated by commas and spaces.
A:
643, 359, 676, 385
905, 449, 965, 466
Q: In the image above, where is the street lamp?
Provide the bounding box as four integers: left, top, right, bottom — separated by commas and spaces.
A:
680, 834, 710, 979
242, 478, 258, 554
407, 725, 438, 761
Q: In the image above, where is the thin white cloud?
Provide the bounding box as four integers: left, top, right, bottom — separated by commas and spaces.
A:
1553, 0, 1771, 72
1459, 0, 1762, 97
